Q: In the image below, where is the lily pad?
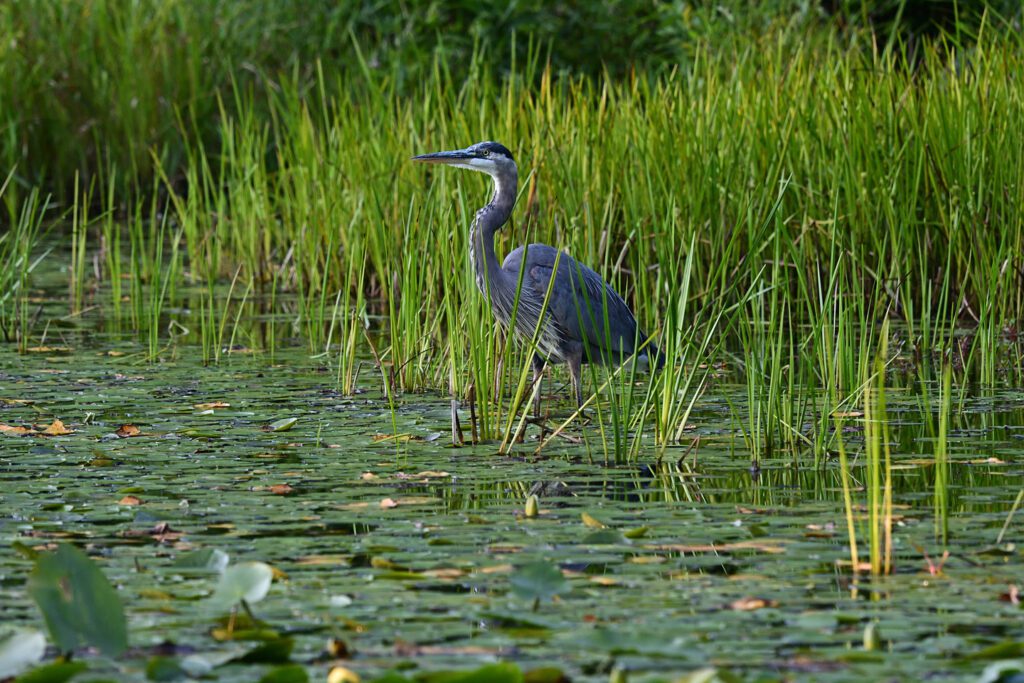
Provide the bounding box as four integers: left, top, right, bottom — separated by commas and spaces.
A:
26, 544, 127, 657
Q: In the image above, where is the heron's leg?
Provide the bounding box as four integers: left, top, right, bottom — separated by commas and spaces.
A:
531, 354, 545, 417
567, 354, 584, 409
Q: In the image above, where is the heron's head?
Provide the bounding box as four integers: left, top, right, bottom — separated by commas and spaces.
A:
412, 141, 516, 181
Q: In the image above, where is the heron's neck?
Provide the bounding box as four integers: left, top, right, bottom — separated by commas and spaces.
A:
470, 171, 517, 295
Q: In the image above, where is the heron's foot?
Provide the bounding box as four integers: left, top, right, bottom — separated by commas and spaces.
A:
572, 407, 592, 425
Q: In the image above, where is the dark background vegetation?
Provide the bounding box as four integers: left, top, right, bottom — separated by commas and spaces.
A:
1, 0, 1019, 207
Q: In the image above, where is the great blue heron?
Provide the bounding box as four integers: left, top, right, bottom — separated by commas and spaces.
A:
413, 141, 662, 410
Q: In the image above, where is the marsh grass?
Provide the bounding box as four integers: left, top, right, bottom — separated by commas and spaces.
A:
0, 175, 47, 349
4, 17, 1024, 461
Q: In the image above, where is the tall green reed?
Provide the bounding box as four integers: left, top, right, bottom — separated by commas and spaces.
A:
0, 174, 47, 349
4, 21, 1023, 463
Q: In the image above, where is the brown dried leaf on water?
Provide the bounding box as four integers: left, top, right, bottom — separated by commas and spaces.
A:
646, 540, 788, 554
970, 457, 1006, 465
295, 554, 350, 567
119, 495, 142, 506
25, 346, 73, 353
423, 568, 465, 580
193, 401, 230, 410
115, 424, 141, 438
831, 410, 864, 418
804, 529, 835, 539
268, 484, 295, 495
729, 596, 778, 611
486, 544, 525, 554
380, 498, 399, 509
804, 522, 836, 538
372, 433, 415, 443
396, 470, 450, 480
121, 522, 182, 543
392, 642, 511, 657
40, 419, 73, 436
589, 576, 620, 586
360, 472, 379, 481
999, 585, 1020, 605
0, 424, 37, 436
835, 558, 874, 573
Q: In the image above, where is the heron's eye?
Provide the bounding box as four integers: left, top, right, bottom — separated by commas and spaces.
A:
480, 149, 490, 157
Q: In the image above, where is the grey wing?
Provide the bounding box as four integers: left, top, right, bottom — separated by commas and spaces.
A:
504, 244, 646, 364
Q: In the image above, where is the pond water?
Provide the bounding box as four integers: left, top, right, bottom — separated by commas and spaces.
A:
1, 292, 1023, 682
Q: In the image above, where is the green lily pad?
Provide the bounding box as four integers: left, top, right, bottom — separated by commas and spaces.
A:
509, 561, 569, 608
27, 544, 127, 657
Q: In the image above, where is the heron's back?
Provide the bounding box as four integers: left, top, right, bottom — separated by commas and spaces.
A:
499, 243, 658, 366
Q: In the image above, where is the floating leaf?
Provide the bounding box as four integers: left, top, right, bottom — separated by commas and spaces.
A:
259, 664, 309, 683
10, 661, 87, 683
0, 424, 35, 436
371, 433, 413, 443
146, 656, 187, 681
236, 637, 294, 664
647, 540, 788, 554
209, 562, 274, 611
118, 495, 142, 506
193, 401, 230, 410
268, 484, 295, 495
115, 424, 141, 438
430, 663, 524, 683
729, 597, 778, 611
523, 667, 569, 683
675, 668, 742, 683
581, 512, 607, 529
173, 548, 230, 572
179, 649, 245, 677
965, 641, 1024, 661
0, 629, 45, 679
509, 561, 568, 609
40, 419, 73, 436
265, 418, 298, 432
582, 529, 628, 545
27, 544, 127, 657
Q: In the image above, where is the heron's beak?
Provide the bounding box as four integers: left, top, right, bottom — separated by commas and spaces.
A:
411, 149, 476, 164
